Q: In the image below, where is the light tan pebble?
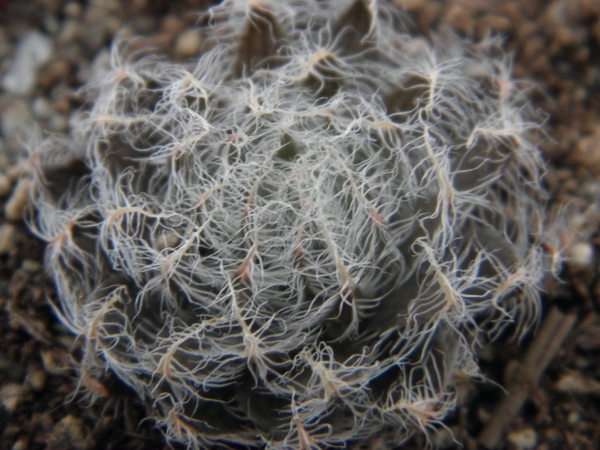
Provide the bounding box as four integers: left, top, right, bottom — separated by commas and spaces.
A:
40, 348, 70, 376
161, 15, 185, 34
21, 259, 42, 273
47, 415, 89, 450
174, 28, 202, 59
0, 173, 11, 196
555, 372, 600, 393
11, 437, 29, 450
25, 362, 47, 391
0, 383, 27, 413
4, 178, 31, 221
506, 428, 538, 450
0, 223, 16, 254
57, 19, 80, 45
567, 242, 594, 268
567, 410, 580, 425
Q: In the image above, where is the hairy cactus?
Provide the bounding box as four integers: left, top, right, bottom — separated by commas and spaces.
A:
29, 0, 549, 448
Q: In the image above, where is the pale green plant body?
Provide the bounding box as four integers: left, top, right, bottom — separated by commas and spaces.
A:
30, 0, 548, 448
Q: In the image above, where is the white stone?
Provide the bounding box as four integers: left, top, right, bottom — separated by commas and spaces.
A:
568, 241, 594, 268
2, 31, 53, 95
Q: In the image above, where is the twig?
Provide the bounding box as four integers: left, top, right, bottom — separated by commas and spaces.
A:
477, 306, 578, 449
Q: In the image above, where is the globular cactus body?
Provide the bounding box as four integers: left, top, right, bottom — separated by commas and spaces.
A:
30, 0, 548, 448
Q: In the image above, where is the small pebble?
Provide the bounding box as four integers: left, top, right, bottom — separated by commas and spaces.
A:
25, 363, 47, 391
11, 437, 29, 450
161, 15, 185, 34
4, 178, 31, 221
567, 242, 594, 268
21, 259, 42, 273
0, 173, 11, 196
0, 223, 16, 254
47, 415, 88, 450
506, 428, 538, 450
567, 410, 580, 425
174, 28, 202, 59
555, 373, 600, 393
0, 383, 26, 413
40, 348, 70, 376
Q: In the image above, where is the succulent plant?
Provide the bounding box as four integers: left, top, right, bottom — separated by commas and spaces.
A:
29, 0, 549, 448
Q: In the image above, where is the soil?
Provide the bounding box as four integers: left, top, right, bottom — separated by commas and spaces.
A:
0, 1, 599, 449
